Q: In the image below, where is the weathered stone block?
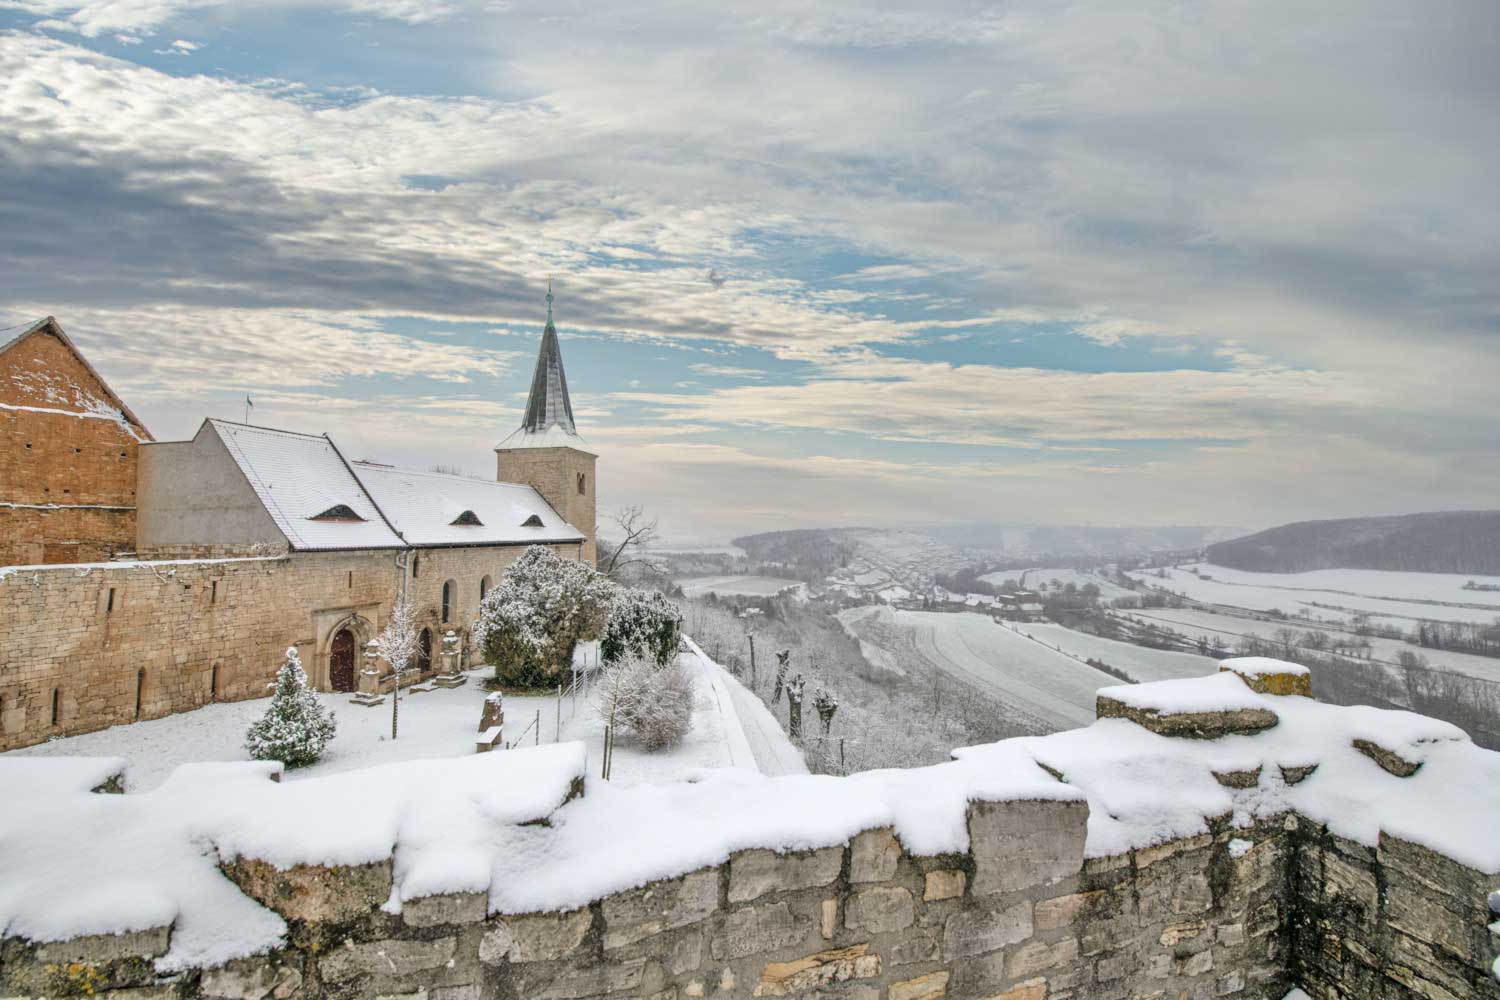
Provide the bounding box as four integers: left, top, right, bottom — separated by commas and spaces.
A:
602, 869, 719, 949
849, 827, 901, 883
1006, 936, 1078, 978
728, 847, 842, 903
1096, 695, 1278, 739
888, 969, 950, 1000
200, 957, 301, 1000
403, 892, 487, 928
501, 908, 592, 963
750, 943, 879, 997
318, 937, 456, 984
221, 857, 391, 923
1353, 738, 1421, 777
711, 901, 805, 960
923, 869, 966, 902
942, 899, 1032, 959
844, 886, 914, 934
512, 957, 646, 1000
967, 798, 1086, 896
979, 977, 1045, 1000
1034, 890, 1102, 930
33, 925, 172, 963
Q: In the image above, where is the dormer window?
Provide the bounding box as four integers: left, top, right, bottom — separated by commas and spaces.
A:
309, 504, 365, 522
450, 510, 483, 526
521, 514, 544, 527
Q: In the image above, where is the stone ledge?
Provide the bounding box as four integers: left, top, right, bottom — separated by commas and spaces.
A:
220, 857, 392, 923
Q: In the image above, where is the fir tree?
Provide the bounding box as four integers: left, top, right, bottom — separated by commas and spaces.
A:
245, 647, 337, 768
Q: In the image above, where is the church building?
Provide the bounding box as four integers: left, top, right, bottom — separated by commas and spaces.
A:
0, 294, 599, 750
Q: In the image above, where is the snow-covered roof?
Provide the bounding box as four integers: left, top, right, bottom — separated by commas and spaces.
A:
351, 462, 584, 547
210, 420, 404, 551
206, 420, 585, 552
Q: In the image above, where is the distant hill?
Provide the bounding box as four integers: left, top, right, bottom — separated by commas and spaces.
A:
1206, 511, 1500, 574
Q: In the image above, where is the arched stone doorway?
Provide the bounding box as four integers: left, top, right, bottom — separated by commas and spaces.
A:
330, 628, 357, 692
417, 628, 433, 675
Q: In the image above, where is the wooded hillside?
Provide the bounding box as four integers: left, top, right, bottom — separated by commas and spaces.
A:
1206, 510, 1500, 573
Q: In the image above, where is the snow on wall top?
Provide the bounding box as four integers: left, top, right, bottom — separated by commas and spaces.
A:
351, 462, 584, 547
209, 420, 404, 551
2, 664, 1497, 973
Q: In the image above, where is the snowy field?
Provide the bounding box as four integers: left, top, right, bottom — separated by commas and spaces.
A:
1128, 564, 1500, 625
1002, 621, 1217, 683
980, 567, 1135, 601
676, 575, 807, 598
4, 646, 803, 790
838, 607, 1209, 732
1123, 607, 1500, 684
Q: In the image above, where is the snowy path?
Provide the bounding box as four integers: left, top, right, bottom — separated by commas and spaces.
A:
682, 636, 807, 776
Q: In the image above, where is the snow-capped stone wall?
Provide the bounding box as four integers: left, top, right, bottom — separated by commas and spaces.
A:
1, 662, 1497, 1000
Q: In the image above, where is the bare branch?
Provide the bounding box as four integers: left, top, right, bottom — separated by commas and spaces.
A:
601, 505, 661, 577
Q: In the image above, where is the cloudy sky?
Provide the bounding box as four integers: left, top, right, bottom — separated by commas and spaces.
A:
2, 1, 1496, 542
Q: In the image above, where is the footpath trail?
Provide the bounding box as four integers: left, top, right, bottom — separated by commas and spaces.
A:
714, 661, 810, 776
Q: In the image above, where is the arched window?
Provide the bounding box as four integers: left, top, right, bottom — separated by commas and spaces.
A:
577, 472, 586, 495
479, 575, 493, 601
411, 553, 419, 578
135, 670, 145, 719
441, 580, 455, 623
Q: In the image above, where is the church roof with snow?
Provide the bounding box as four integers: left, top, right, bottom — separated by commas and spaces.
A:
202, 419, 585, 552
496, 285, 593, 453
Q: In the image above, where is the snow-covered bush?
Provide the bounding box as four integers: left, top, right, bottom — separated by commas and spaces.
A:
245, 648, 336, 768
601, 588, 683, 667
474, 546, 617, 688
597, 653, 694, 751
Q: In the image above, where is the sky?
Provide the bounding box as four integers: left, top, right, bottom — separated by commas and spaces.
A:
1, 1, 1496, 543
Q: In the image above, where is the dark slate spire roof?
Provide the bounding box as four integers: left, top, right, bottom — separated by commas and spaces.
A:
498, 284, 590, 451
521, 283, 576, 434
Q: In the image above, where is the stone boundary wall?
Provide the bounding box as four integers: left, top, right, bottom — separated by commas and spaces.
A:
1, 786, 1495, 999
0, 795, 1296, 1000
0, 542, 581, 751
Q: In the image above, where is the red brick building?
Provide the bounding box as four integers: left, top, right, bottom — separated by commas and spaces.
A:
0, 317, 152, 566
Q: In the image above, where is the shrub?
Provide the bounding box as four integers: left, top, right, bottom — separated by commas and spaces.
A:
601, 588, 684, 667
245, 647, 336, 768
598, 653, 694, 751
474, 546, 617, 688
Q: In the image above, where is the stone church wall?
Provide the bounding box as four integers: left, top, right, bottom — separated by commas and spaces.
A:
0, 542, 584, 752
1, 327, 146, 566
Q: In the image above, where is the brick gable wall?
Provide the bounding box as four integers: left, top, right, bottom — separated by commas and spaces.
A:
1, 329, 145, 566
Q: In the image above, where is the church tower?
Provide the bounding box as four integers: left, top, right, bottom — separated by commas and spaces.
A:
496, 285, 598, 565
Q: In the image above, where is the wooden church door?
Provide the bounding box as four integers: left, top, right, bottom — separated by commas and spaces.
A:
330, 628, 356, 692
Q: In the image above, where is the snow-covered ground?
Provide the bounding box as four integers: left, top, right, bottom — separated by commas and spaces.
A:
4, 644, 802, 790
1124, 607, 1500, 684
1128, 564, 1500, 625
838, 607, 1211, 732
676, 575, 807, 599
1002, 621, 1217, 683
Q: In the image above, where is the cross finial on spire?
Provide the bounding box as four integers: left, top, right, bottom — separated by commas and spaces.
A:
546, 278, 554, 326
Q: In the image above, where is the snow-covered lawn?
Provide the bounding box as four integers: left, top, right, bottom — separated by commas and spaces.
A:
676, 574, 807, 598
1128, 564, 1500, 625
4, 644, 802, 790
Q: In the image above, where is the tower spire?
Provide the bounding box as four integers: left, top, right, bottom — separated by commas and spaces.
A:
516, 283, 577, 438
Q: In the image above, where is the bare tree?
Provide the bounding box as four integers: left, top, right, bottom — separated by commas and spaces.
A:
374, 593, 418, 739
599, 505, 661, 578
